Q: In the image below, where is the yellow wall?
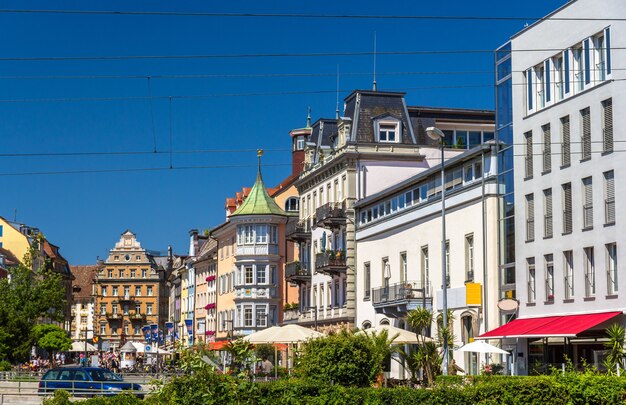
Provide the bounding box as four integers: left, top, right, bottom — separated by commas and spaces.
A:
0, 216, 30, 263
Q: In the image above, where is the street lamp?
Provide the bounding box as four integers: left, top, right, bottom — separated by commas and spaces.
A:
426, 126, 449, 376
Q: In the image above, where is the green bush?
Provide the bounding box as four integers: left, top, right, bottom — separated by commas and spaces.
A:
0, 360, 11, 371
296, 329, 380, 387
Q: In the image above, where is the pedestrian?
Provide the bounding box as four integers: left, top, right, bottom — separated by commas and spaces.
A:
60, 353, 66, 365
448, 359, 465, 375
261, 358, 273, 374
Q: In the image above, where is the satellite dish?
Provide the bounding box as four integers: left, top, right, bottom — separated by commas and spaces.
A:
497, 299, 519, 312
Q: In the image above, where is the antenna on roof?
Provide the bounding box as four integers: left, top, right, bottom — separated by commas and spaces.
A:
336, 64, 340, 119
372, 32, 377, 91
306, 107, 311, 128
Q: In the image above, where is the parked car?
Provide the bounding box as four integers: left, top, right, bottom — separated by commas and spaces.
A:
38, 366, 144, 398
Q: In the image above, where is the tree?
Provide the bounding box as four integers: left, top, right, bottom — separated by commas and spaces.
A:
297, 329, 380, 387
603, 323, 625, 373
33, 324, 71, 365
0, 245, 66, 362
402, 308, 443, 386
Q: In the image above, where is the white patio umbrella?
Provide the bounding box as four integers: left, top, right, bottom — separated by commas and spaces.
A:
70, 341, 97, 352
244, 324, 323, 344
356, 324, 433, 345
456, 340, 509, 355
456, 340, 509, 375
243, 324, 324, 377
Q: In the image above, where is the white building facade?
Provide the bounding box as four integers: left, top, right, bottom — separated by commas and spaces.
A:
483, 0, 626, 375
355, 144, 501, 375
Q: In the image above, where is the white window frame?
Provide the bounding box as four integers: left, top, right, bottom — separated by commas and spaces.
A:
606, 243, 618, 295
564, 251, 574, 299
584, 247, 595, 297
375, 119, 401, 143
527, 258, 536, 304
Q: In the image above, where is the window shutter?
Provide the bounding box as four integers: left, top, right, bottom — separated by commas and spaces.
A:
527, 69, 533, 110
563, 183, 572, 234
544, 59, 551, 102
581, 108, 591, 160
604, 170, 615, 224
582, 177, 593, 228
544, 189, 553, 238
564, 49, 570, 93
525, 131, 533, 177
583, 38, 591, 84
526, 194, 535, 241
542, 124, 551, 172
561, 116, 570, 166
605, 28, 611, 75
602, 98, 613, 153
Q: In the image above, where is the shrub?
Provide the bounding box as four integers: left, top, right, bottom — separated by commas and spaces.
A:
0, 360, 11, 371
296, 329, 380, 387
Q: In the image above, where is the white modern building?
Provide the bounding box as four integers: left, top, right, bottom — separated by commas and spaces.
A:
355, 144, 501, 375
482, 0, 625, 375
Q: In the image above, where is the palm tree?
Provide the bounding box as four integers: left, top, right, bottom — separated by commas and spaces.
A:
404, 308, 441, 386
366, 329, 400, 385
604, 323, 625, 373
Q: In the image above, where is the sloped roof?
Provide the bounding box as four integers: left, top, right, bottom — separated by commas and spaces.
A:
70, 265, 99, 300
230, 171, 287, 217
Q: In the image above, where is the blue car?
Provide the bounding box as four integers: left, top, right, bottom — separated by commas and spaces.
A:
38, 366, 144, 398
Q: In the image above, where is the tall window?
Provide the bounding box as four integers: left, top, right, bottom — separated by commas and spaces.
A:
561, 116, 570, 167
256, 306, 267, 327
554, 54, 565, 100
465, 234, 474, 281
564, 251, 574, 299
420, 246, 429, 287
562, 183, 573, 234
545, 254, 554, 301
382, 258, 389, 289
101, 285, 108, 296
400, 253, 407, 283
112, 286, 118, 296
595, 31, 607, 82
543, 188, 553, 238
285, 197, 299, 212
580, 107, 591, 160
602, 98, 613, 153
604, 170, 615, 225
244, 306, 253, 327
542, 124, 551, 172
535, 64, 545, 108
135, 286, 141, 296
147, 286, 153, 296
582, 177, 593, 229
584, 247, 595, 298
606, 243, 618, 295
527, 258, 536, 304
525, 193, 535, 242
524, 131, 533, 178
256, 265, 267, 285
100, 303, 106, 315
573, 46, 584, 92
245, 266, 253, 284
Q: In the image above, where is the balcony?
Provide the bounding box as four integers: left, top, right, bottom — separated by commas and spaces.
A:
285, 220, 311, 242
105, 312, 121, 321
285, 261, 311, 284
372, 281, 432, 316
315, 250, 347, 275
315, 202, 346, 229
117, 295, 134, 303
129, 312, 146, 321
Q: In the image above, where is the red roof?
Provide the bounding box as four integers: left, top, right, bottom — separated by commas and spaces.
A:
478, 311, 622, 339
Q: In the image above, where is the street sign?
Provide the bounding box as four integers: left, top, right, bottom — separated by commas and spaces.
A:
145, 345, 151, 352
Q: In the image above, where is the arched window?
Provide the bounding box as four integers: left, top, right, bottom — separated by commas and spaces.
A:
379, 318, 390, 326
285, 197, 299, 212
361, 321, 372, 330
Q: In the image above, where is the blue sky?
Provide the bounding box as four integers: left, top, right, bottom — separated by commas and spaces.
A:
0, 0, 564, 264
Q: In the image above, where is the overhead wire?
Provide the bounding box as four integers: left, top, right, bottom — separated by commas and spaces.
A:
0, 9, 625, 22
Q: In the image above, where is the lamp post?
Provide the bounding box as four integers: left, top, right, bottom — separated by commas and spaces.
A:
426, 126, 449, 376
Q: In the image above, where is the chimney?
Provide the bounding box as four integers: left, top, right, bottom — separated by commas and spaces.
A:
189, 229, 199, 257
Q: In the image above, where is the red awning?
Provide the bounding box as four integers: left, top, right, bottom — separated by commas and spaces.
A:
208, 340, 230, 351
478, 311, 622, 339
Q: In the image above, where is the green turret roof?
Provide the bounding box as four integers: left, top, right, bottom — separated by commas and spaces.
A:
230, 153, 287, 217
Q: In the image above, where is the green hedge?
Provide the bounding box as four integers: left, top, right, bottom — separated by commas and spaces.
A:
44, 373, 626, 405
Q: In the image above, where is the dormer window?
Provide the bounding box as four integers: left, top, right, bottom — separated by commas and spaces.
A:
285, 197, 299, 212
374, 118, 401, 143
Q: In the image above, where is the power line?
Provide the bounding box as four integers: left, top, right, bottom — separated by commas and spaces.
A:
0, 163, 292, 177
1, 67, 624, 81
1, 47, 624, 62
0, 148, 290, 158
0, 80, 624, 104
0, 9, 624, 22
